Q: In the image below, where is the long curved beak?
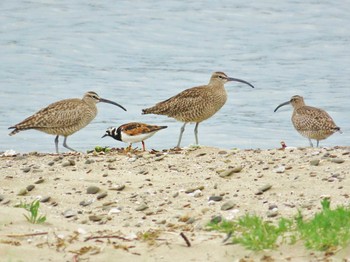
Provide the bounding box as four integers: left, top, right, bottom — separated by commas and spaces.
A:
101, 134, 107, 138
227, 77, 254, 88
274, 101, 290, 112
99, 98, 127, 111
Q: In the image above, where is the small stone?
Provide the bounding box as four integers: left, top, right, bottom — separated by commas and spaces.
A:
62, 161, 71, 167
97, 192, 108, 200
116, 185, 125, 191
17, 188, 28, 196
63, 209, 77, 218
310, 159, 320, 166
172, 192, 179, 198
26, 185, 35, 192
85, 159, 95, 164
267, 209, 279, 217
193, 190, 202, 198
221, 200, 235, 211
135, 203, 148, 211
0, 195, 4, 202
89, 215, 103, 222
209, 196, 223, 202
80, 200, 93, 207
154, 155, 166, 161
274, 166, 285, 173
40, 196, 51, 203
255, 184, 272, 195
185, 186, 205, 193
22, 167, 31, 173
87, 186, 100, 194
219, 166, 243, 177
331, 158, 345, 164
34, 178, 45, 184
48, 161, 55, 166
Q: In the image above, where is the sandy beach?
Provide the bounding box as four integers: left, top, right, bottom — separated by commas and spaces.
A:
1, 146, 350, 261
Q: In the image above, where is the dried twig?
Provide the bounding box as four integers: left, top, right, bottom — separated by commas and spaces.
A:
180, 232, 191, 247
6, 232, 48, 238
84, 235, 132, 242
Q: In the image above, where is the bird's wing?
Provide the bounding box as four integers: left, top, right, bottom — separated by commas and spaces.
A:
13, 99, 85, 129
151, 86, 209, 114
294, 106, 338, 131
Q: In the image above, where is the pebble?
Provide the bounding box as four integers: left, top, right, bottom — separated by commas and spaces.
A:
89, 215, 103, 222
310, 159, 320, 166
192, 190, 202, 198
172, 192, 179, 198
97, 192, 108, 200
17, 188, 28, 196
185, 186, 204, 193
40, 196, 51, 203
255, 184, 272, 195
218, 166, 243, 177
108, 208, 121, 215
87, 186, 100, 194
209, 196, 223, 202
274, 166, 285, 173
85, 159, 95, 164
221, 200, 235, 211
34, 178, 45, 184
0, 195, 4, 202
267, 209, 279, 217
135, 203, 148, 211
63, 209, 77, 218
331, 158, 345, 164
210, 215, 222, 224
80, 200, 93, 207
22, 167, 31, 173
47, 161, 55, 166
62, 160, 75, 167
26, 185, 35, 192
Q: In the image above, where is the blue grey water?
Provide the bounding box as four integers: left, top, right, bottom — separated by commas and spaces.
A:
1, 1, 349, 153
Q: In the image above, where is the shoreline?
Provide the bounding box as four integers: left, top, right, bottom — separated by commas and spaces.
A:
1, 146, 350, 261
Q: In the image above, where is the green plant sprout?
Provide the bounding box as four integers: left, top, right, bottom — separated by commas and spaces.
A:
18, 200, 47, 224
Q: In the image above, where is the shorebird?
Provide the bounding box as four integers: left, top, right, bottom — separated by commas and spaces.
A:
9, 91, 127, 153
102, 122, 167, 151
142, 72, 254, 147
274, 95, 341, 147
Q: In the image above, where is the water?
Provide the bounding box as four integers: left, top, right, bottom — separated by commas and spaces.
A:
1, 1, 349, 153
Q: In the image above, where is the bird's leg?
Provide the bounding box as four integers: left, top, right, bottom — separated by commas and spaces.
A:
177, 123, 187, 148
316, 140, 319, 148
63, 136, 77, 152
54, 135, 59, 154
308, 138, 314, 147
194, 123, 199, 145
142, 141, 146, 151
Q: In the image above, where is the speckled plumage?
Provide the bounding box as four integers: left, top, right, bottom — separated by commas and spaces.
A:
142, 72, 254, 147
274, 95, 341, 147
9, 91, 126, 153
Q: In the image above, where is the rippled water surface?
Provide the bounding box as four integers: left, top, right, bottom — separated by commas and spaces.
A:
1, 1, 349, 152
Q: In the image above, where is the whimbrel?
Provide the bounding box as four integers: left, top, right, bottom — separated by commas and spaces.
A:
9, 91, 127, 153
102, 122, 167, 151
274, 95, 341, 147
142, 72, 254, 147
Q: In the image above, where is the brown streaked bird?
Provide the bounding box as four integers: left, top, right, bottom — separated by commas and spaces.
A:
9, 91, 127, 153
274, 95, 341, 147
142, 72, 254, 148
102, 122, 167, 151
